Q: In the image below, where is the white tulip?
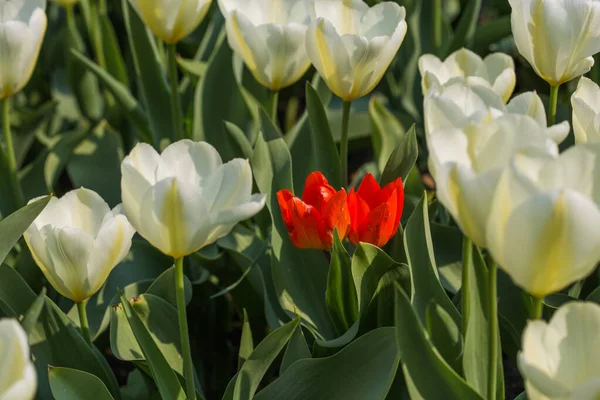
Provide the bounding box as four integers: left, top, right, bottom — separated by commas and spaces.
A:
218, 0, 311, 91
306, 0, 407, 101
572, 77, 600, 144
129, 0, 212, 43
0, 319, 36, 400
519, 302, 600, 400
487, 143, 600, 297
509, 0, 600, 86
424, 80, 570, 144
0, 0, 47, 99
428, 114, 558, 247
121, 140, 266, 259
24, 189, 135, 303
419, 48, 516, 102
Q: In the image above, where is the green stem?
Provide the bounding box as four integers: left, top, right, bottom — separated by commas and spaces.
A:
175, 257, 195, 400
2, 98, 23, 208
487, 261, 498, 400
340, 101, 352, 186
433, 0, 443, 54
548, 84, 560, 126
167, 44, 185, 140
89, 0, 106, 69
77, 301, 92, 347
269, 90, 279, 123
531, 296, 544, 320
461, 236, 472, 336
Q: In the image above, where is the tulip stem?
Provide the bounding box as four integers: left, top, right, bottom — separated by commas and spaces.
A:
268, 90, 279, 124
433, 0, 443, 53
531, 296, 544, 320
548, 84, 560, 126
340, 101, 352, 186
461, 236, 472, 336
77, 301, 92, 347
167, 44, 185, 141
89, 0, 106, 70
1, 98, 23, 208
175, 257, 195, 400
487, 261, 498, 400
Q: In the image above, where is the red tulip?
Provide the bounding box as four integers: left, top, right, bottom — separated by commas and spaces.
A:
277, 172, 350, 250
348, 173, 404, 247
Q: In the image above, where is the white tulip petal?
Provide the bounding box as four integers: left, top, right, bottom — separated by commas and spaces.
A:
207, 158, 252, 211
0, 319, 36, 400
501, 190, 600, 297
507, 91, 546, 124
310, 0, 368, 36
572, 77, 600, 143
155, 139, 223, 185
58, 188, 111, 236
205, 193, 266, 245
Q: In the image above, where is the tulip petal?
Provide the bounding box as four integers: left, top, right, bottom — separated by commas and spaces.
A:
208, 158, 253, 212
363, 191, 397, 247
572, 77, 600, 144
155, 139, 223, 186
347, 188, 370, 245
58, 188, 111, 237
287, 198, 328, 249
171, 0, 211, 43
356, 173, 381, 209
322, 189, 350, 243
301, 171, 336, 211
207, 193, 267, 245
310, 0, 368, 36
86, 215, 135, 298
277, 189, 295, 229
483, 52, 516, 102
0, 319, 36, 400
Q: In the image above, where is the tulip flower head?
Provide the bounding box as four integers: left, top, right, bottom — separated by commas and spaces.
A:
121, 140, 266, 259
306, 0, 407, 101
277, 172, 350, 250
0, 319, 36, 400
218, 0, 312, 90
348, 174, 403, 247
0, 0, 47, 99
419, 48, 516, 102
486, 143, 600, 297
571, 77, 600, 144
129, 0, 212, 43
509, 0, 600, 86
24, 189, 135, 303
519, 302, 600, 400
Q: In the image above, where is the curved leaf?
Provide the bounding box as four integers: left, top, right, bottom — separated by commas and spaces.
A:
49, 367, 114, 400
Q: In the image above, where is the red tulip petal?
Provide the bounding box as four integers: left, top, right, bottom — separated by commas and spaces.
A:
322, 189, 351, 246
288, 198, 328, 249
276, 190, 295, 229
356, 173, 381, 209
362, 192, 398, 247
379, 178, 405, 234
302, 172, 336, 212
347, 189, 371, 245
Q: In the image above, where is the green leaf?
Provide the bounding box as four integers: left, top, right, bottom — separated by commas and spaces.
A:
0, 196, 50, 264
443, 0, 482, 55
404, 196, 461, 326
259, 107, 283, 141
122, 0, 175, 145
238, 309, 254, 370
326, 233, 358, 335
280, 325, 311, 375
146, 266, 193, 308
224, 121, 253, 159
0, 264, 36, 317
394, 286, 484, 400
49, 367, 114, 400
70, 50, 152, 143
177, 57, 207, 79
256, 327, 399, 400
21, 288, 46, 334
306, 82, 341, 188
100, 15, 129, 87
118, 292, 186, 400
44, 127, 89, 192
426, 301, 463, 373
463, 245, 505, 399
369, 96, 405, 173
380, 125, 418, 186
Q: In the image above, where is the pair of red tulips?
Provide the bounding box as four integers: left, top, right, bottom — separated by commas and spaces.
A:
277, 172, 405, 250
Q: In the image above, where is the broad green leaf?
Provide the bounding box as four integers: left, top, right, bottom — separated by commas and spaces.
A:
0, 196, 50, 264
280, 325, 311, 375
306, 82, 341, 188
256, 327, 399, 400
49, 367, 114, 400
21, 288, 46, 334
404, 196, 461, 326
0, 264, 36, 317
100, 15, 129, 87
325, 234, 358, 335
238, 309, 254, 370
70, 50, 152, 143
394, 286, 484, 400
426, 301, 463, 374
177, 57, 207, 79
122, 0, 175, 145
443, 0, 482, 55
251, 133, 336, 339
44, 127, 89, 192
259, 107, 283, 141
224, 121, 253, 159
380, 125, 418, 186
118, 292, 186, 400
431, 223, 463, 294
369, 96, 405, 173
146, 266, 193, 308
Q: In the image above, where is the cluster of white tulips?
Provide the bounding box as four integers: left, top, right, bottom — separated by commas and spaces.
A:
421, 0, 600, 398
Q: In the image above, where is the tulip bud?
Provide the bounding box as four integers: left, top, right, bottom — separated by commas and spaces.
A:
572, 77, 600, 144
519, 302, 600, 400
277, 172, 350, 250
24, 189, 135, 303
419, 48, 516, 102
348, 174, 404, 247
0, 0, 47, 99
0, 319, 36, 400
121, 140, 266, 258
306, 0, 407, 101
218, 0, 312, 91
486, 143, 600, 297
129, 0, 212, 44
509, 0, 600, 86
